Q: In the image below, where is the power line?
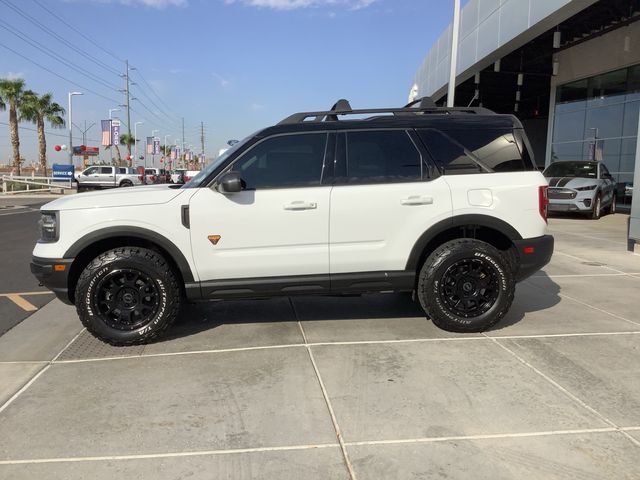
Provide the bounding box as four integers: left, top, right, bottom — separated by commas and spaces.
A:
0, 20, 121, 92
0, 41, 121, 104
0, 0, 122, 77
0, 121, 101, 143
131, 68, 179, 117
30, 0, 123, 64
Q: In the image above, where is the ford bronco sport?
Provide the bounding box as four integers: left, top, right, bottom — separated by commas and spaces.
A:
31, 98, 553, 345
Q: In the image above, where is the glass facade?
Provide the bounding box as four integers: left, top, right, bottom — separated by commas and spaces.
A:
552, 65, 640, 204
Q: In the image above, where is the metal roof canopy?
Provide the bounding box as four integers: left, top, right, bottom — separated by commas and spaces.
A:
440, 0, 640, 119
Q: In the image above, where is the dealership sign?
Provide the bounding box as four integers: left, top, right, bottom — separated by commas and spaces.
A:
52, 164, 75, 181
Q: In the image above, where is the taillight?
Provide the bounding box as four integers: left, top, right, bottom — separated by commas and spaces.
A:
539, 185, 549, 223
138, 175, 143, 181
184, 176, 191, 182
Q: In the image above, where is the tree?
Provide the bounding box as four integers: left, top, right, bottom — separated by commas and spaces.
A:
0, 78, 27, 175
20, 91, 65, 177
119, 133, 136, 166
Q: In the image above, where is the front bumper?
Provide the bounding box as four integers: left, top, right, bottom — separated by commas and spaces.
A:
514, 235, 554, 281
30, 256, 74, 305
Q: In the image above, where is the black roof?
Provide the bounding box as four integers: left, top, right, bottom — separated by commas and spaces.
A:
257, 98, 522, 138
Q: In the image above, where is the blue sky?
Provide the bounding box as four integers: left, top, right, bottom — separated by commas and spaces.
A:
1, 0, 456, 165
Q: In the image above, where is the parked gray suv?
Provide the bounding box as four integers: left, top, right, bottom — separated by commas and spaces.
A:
543, 161, 616, 219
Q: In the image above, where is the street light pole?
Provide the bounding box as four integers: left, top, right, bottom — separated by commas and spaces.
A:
134, 121, 143, 167
68, 92, 83, 166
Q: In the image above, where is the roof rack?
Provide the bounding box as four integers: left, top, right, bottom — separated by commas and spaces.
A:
277, 97, 495, 125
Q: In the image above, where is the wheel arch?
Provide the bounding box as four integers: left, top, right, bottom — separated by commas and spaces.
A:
64, 227, 194, 303
405, 214, 522, 272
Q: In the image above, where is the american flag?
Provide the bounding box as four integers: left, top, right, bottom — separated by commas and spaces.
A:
101, 120, 112, 146
146, 137, 153, 154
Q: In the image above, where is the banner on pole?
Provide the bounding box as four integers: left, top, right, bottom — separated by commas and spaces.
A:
146, 137, 153, 155
153, 138, 161, 155
111, 120, 121, 146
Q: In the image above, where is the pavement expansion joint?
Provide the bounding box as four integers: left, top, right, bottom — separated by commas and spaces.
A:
290, 297, 357, 480
485, 334, 640, 448
34, 330, 640, 366
1, 427, 639, 466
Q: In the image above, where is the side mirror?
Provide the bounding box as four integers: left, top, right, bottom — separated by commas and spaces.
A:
217, 171, 243, 194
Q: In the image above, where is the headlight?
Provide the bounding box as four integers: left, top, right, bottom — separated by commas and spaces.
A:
575, 184, 597, 191
38, 211, 59, 243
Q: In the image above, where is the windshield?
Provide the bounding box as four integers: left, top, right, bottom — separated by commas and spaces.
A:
183, 135, 255, 188
544, 161, 597, 178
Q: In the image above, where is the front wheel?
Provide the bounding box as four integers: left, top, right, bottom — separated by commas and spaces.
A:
417, 239, 515, 332
75, 247, 181, 345
591, 194, 602, 220
608, 194, 616, 215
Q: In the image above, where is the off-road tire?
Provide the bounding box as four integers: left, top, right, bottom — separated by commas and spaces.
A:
417, 239, 515, 332
75, 247, 181, 345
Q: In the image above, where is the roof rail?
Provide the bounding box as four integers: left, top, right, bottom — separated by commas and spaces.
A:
277, 98, 495, 125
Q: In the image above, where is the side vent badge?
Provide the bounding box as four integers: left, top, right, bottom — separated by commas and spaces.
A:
208, 235, 221, 245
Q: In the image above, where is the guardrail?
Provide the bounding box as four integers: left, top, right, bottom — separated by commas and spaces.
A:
1, 174, 74, 194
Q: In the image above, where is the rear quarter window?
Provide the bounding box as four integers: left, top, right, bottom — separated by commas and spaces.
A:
418, 128, 534, 174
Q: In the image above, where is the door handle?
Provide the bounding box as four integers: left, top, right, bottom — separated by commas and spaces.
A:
283, 201, 317, 210
401, 195, 433, 206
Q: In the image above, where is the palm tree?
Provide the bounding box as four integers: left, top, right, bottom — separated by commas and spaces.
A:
119, 133, 136, 166
20, 91, 65, 177
0, 78, 27, 175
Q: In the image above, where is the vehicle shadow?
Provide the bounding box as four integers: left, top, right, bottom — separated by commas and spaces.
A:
487, 272, 561, 331
160, 273, 562, 342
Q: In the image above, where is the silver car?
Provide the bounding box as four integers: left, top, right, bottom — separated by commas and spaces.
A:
543, 161, 616, 219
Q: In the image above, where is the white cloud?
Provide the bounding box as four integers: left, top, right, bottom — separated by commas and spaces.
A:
224, 0, 376, 11
2, 72, 25, 80
212, 73, 231, 88
72, 0, 187, 9
250, 103, 265, 110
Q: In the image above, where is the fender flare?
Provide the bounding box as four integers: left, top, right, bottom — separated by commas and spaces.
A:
64, 226, 195, 282
405, 214, 522, 271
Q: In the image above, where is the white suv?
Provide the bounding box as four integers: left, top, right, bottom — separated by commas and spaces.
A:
31, 99, 553, 345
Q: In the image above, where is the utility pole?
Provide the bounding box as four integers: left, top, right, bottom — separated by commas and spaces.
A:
123, 60, 132, 163
181, 117, 185, 168
200, 122, 205, 170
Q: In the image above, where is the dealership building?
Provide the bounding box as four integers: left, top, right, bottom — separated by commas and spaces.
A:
410, 0, 640, 244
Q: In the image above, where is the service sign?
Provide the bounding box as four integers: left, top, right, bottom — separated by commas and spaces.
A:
52, 164, 75, 181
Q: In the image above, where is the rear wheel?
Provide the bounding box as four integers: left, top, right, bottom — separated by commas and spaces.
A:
75, 247, 181, 345
120, 179, 133, 187
417, 239, 515, 332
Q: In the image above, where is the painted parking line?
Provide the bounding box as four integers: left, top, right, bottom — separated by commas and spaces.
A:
0, 292, 54, 312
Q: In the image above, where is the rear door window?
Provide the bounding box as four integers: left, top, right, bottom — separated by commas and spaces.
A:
337, 130, 423, 184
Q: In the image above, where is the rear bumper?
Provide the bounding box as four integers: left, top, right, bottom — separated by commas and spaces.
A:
514, 235, 554, 281
30, 256, 74, 305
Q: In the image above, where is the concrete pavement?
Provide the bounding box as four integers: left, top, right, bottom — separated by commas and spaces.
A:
0, 213, 639, 479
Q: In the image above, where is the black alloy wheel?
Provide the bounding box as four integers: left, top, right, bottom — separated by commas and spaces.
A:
438, 258, 500, 319
91, 268, 160, 331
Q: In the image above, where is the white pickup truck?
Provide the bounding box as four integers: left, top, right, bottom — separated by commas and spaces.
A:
75, 166, 142, 190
